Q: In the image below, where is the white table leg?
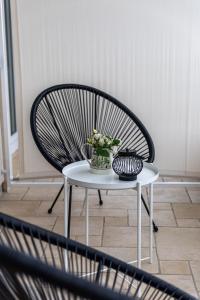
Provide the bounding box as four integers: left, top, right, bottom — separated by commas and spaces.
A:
85, 188, 89, 245
64, 177, 69, 270
137, 182, 142, 268
149, 183, 153, 263
64, 177, 69, 238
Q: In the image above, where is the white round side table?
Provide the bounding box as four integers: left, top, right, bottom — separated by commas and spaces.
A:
62, 160, 159, 268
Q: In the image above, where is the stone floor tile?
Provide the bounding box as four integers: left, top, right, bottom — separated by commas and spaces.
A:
0, 192, 26, 201
141, 250, 159, 274
104, 188, 148, 197
55, 183, 99, 199
75, 235, 102, 247
31, 178, 54, 182
85, 195, 152, 211
187, 190, 200, 203
177, 219, 200, 228
53, 216, 103, 236
155, 176, 164, 182
23, 186, 60, 201
88, 189, 106, 195
160, 261, 190, 275
157, 275, 198, 297
2, 177, 200, 293
37, 200, 83, 216
8, 186, 29, 194
17, 216, 57, 230
52, 177, 63, 183
156, 227, 200, 260
0, 200, 41, 216
128, 210, 176, 227
154, 203, 172, 210
89, 196, 137, 209
163, 176, 182, 182
82, 208, 127, 217
12, 150, 19, 178
105, 189, 138, 196
173, 203, 200, 219
95, 247, 159, 273
184, 178, 200, 192
182, 177, 200, 183
60, 188, 105, 202
190, 261, 200, 292
153, 188, 190, 203
105, 216, 128, 227
103, 226, 155, 248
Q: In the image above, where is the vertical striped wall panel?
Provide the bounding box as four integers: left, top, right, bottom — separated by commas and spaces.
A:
14, 0, 200, 177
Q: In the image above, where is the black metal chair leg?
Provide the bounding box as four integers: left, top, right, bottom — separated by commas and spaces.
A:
48, 185, 64, 214
68, 185, 73, 237
141, 194, 158, 232
98, 190, 103, 205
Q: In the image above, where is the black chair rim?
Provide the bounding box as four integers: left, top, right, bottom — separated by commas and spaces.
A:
0, 212, 196, 300
30, 83, 155, 173
0, 243, 137, 300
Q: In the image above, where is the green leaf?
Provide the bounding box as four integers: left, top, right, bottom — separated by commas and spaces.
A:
112, 139, 121, 146
96, 148, 110, 157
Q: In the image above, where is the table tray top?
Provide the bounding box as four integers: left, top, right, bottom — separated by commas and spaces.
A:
62, 161, 159, 190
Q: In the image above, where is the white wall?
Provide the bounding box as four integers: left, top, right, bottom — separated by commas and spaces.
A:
12, 0, 200, 177
0, 4, 4, 186
0, 114, 4, 186
0, 19, 3, 186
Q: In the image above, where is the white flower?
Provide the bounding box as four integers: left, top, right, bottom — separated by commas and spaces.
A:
88, 129, 121, 150
94, 133, 101, 140
112, 146, 118, 154
99, 138, 105, 147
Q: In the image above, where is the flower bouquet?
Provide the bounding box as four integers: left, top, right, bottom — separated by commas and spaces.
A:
86, 129, 121, 173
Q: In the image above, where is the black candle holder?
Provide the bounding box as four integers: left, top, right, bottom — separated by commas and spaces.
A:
112, 149, 143, 181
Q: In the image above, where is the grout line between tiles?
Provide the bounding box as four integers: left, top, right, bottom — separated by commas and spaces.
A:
185, 187, 193, 204
153, 231, 161, 275
160, 273, 190, 276
170, 203, 178, 227
20, 187, 30, 201
36, 200, 44, 213
188, 260, 200, 297
101, 216, 105, 247
160, 259, 191, 262
52, 216, 58, 232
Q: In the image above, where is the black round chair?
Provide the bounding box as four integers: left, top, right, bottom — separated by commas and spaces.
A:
0, 213, 197, 300
30, 84, 157, 234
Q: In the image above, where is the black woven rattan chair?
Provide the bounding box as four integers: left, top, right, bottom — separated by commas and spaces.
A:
0, 212, 197, 300
30, 84, 158, 234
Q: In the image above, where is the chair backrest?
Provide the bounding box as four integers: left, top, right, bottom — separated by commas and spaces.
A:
0, 212, 196, 300
30, 84, 155, 172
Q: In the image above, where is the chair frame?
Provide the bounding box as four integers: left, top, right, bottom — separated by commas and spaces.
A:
30, 84, 158, 234
0, 212, 197, 300
31, 84, 155, 171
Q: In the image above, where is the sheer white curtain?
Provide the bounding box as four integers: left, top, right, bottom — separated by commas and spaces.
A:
12, 0, 200, 177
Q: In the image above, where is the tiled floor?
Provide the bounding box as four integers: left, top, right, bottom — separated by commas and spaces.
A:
0, 176, 200, 298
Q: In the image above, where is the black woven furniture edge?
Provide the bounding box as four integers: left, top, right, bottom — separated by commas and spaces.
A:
0, 245, 132, 300
0, 212, 197, 300
30, 83, 157, 232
